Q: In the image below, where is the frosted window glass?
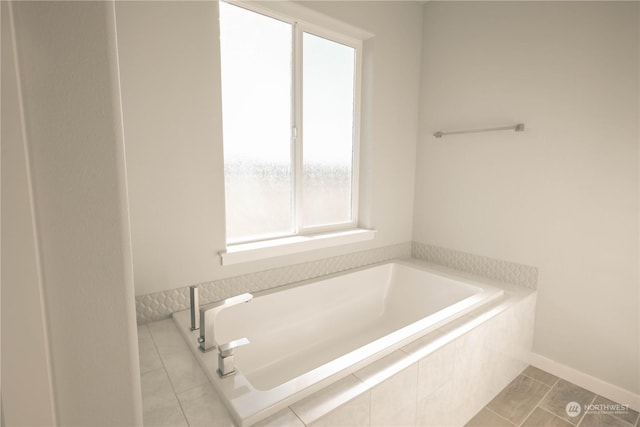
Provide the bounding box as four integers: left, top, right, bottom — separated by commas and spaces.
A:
220, 3, 293, 242
302, 32, 355, 227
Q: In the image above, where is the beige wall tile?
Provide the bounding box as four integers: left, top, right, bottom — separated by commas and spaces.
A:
416, 341, 455, 400
416, 380, 453, 427
310, 392, 371, 427
370, 364, 418, 427
252, 408, 305, 427
290, 375, 368, 425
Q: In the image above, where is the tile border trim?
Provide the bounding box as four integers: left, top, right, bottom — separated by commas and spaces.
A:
411, 241, 538, 290
136, 241, 538, 324
136, 242, 411, 324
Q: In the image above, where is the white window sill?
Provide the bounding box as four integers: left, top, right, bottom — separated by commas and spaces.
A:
219, 228, 376, 266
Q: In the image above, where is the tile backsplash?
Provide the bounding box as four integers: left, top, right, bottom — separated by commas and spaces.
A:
136, 242, 411, 324
136, 241, 538, 324
411, 241, 538, 290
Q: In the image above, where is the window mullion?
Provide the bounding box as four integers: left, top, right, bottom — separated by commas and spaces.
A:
292, 22, 304, 234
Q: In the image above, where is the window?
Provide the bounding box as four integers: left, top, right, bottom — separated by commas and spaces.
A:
219, 1, 362, 246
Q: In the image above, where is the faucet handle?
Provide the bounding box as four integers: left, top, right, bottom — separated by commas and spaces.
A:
217, 337, 250, 378
189, 286, 199, 331
218, 337, 250, 357
213, 293, 253, 309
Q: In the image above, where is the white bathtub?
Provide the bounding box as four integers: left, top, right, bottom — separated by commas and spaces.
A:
173, 260, 504, 426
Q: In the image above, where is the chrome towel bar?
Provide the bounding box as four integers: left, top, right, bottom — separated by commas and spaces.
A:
434, 123, 525, 138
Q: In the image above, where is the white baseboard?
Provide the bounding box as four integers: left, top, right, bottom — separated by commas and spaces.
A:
529, 352, 640, 412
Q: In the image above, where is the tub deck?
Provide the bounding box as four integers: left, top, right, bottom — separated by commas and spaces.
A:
173, 259, 505, 426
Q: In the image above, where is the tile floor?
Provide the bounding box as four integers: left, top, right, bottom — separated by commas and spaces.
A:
139, 319, 638, 427
138, 320, 236, 427
465, 366, 639, 427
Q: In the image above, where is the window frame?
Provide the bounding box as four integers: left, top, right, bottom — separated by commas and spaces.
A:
220, 0, 365, 247
294, 21, 363, 238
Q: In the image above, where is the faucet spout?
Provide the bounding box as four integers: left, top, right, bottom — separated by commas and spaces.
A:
198, 293, 253, 353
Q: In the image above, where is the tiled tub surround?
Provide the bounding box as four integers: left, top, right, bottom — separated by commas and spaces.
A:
136, 241, 537, 324
411, 242, 538, 290
139, 264, 536, 426
173, 260, 507, 425
136, 242, 411, 324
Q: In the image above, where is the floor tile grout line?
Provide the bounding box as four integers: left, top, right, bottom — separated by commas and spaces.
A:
173, 391, 192, 427
599, 394, 640, 426
604, 399, 640, 427
147, 323, 191, 426
484, 406, 518, 426
606, 404, 638, 427
616, 418, 638, 427
520, 371, 559, 389
537, 405, 573, 425
575, 394, 598, 427
516, 376, 556, 427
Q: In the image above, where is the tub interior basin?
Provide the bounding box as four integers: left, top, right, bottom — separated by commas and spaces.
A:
213, 262, 502, 390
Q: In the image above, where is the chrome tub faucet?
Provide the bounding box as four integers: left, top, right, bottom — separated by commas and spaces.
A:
190, 286, 200, 331
189, 288, 253, 377
217, 337, 250, 378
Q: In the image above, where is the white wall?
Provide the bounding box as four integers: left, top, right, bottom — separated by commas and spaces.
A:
116, 1, 423, 296
414, 1, 639, 395
116, 1, 226, 297
1, 2, 56, 424
6, 1, 143, 424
